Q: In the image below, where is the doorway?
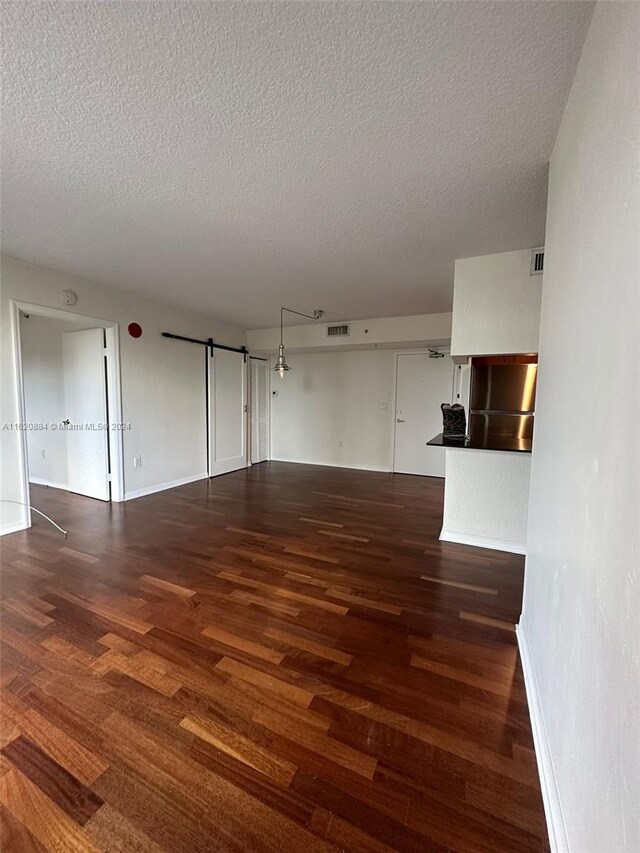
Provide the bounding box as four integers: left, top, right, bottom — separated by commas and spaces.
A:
249, 357, 269, 465
393, 351, 455, 477
13, 301, 124, 517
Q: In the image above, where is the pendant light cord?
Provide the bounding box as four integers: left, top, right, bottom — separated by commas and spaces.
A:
276, 307, 324, 376
281, 307, 323, 322
280, 306, 325, 345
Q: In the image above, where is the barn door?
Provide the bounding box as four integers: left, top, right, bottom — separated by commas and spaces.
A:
208, 348, 247, 476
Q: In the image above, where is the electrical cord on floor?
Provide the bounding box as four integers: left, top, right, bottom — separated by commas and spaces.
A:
1, 500, 68, 538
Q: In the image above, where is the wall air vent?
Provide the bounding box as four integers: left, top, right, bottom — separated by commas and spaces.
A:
326, 324, 350, 337
530, 248, 545, 276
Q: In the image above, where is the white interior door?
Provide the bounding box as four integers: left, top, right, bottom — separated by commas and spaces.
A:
393, 352, 454, 477
208, 349, 247, 476
250, 358, 269, 464
62, 328, 110, 500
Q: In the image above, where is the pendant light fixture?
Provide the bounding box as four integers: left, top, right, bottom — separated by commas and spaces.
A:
275, 307, 324, 378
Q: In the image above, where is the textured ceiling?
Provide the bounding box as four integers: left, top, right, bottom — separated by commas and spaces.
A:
1, 1, 593, 330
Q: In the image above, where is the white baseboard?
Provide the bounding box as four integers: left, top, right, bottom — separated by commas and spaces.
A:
125, 472, 209, 501
439, 528, 526, 555
1, 519, 29, 537
270, 457, 391, 473
516, 620, 568, 853
29, 477, 69, 491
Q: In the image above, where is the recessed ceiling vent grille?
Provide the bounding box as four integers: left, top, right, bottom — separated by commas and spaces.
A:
530, 248, 544, 276
327, 324, 350, 337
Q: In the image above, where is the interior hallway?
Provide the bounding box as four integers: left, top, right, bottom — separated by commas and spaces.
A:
0, 464, 548, 852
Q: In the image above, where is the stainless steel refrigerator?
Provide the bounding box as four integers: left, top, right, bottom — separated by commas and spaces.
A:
469, 356, 538, 442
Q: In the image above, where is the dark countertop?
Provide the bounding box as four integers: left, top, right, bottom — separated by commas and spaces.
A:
427, 433, 532, 454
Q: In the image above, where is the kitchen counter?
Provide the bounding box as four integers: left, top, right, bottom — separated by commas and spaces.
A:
427, 433, 532, 454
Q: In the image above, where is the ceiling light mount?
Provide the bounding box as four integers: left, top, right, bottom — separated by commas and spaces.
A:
274, 306, 325, 378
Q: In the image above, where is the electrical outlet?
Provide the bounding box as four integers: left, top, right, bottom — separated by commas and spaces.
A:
133, 456, 142, 469
41, 449, 46, 459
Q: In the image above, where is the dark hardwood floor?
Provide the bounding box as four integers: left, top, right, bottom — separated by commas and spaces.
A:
0, 462, 548, 852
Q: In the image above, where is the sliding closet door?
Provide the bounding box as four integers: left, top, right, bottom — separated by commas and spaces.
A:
208, 349, 247, 476
249, 357, 269, 464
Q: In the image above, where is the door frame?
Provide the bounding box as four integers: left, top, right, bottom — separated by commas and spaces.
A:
391, 349, 454, 474
10, 299, 125, 523
249, 355, 270, 465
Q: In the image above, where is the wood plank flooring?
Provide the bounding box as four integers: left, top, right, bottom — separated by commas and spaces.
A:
0, 462, 548, 852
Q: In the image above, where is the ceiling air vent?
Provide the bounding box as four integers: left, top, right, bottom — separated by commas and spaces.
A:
530, 248, 544, 276
327, 324, 350, 337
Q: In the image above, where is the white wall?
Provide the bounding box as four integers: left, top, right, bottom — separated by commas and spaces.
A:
252, 312, 454, 474
248, 312, 452, 352
451, 249, 542, 358
270, 349, 396, 471
19, 315, 69, 488
520, 5, 639, 852
442, 449, 531, 554
1, 256, 245, 533
442, 248, 542, 552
